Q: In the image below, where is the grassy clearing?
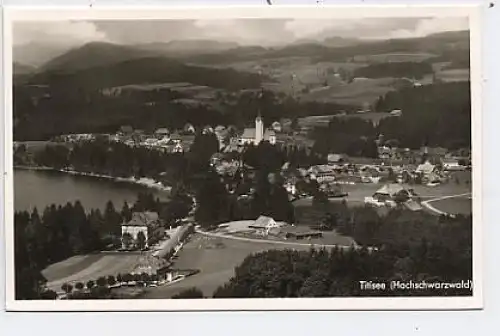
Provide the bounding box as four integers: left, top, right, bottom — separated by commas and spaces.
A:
42, 254, 103, 282
44, 252, 146, 292
141, 233, 313, 298
428, 196, 472, 215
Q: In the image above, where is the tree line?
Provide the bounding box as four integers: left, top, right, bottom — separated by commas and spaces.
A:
353, 62, 434, 80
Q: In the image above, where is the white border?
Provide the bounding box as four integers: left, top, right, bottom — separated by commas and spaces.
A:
2, 4, 484, 311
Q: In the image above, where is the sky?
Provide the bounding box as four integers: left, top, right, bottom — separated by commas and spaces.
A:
13, 17, 469, 47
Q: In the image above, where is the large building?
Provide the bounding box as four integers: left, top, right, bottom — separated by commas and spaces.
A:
121, 212, 162, 249
239, 115, 276, 145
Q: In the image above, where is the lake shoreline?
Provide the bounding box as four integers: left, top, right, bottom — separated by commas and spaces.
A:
14, 165, 172, 193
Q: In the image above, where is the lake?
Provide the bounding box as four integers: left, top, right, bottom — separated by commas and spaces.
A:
13, 169, 169, 213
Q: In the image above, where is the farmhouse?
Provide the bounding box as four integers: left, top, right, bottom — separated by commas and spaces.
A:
365, 184, 410, 207
416, 161, 437, 178
249, 215, 284, 236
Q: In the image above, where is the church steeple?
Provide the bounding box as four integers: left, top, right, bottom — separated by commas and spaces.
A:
255, 113, 264, 144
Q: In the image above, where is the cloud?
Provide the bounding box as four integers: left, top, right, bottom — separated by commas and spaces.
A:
14, 21, 107, 46
13, 17, 469, 48
387, 17, 469, 39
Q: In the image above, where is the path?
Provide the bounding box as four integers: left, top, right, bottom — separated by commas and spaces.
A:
421, 192, 472, 216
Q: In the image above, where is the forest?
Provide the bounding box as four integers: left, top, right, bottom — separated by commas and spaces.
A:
311, 81, 471, 155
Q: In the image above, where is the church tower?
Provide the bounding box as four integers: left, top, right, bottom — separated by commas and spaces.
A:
255, 113, 264, 144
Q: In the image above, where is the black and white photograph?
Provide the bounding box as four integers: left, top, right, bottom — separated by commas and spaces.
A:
3, 6, 482, 311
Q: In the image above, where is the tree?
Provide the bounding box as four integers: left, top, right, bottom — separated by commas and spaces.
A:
195, 172, 230, 228
75, 282, 84, 291
122, 273, 133, 283
122, 232, 133, 250
61, 283, 73, 295
121, 201, 132, 222
107, 275, 116, 287
387, 167, 397, 183
160, 183, 193, 226
394, 191, 410, 207
116, 274, 123, 284
136, 231, 147, 250
104, 200, 122, 236
172, 287, 204, 299
96, 276, 107, 287
86, 280, 95, 290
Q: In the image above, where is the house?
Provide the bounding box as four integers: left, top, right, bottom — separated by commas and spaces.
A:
170, 132, 182, 144
308, 165, 336, 182
271, 121, 282, 132
154, 128, 170, 139
416, 161, 437, 177
203, 125, 214, 134
442, 158, 465, 171
119, 125, 134, 135
282, 226, 323, 240
183, 123, 196, 134
327, 153, 348, 164
378, 146, 392, 160
390, 109, 402, 117
421, 146, 448, 160
215, 125, 226, 133
249, 215, 283, 235
121, 212, 161, 249
365, 184, 409, 207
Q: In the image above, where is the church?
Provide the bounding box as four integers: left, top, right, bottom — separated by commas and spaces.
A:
239, 115, 276, 146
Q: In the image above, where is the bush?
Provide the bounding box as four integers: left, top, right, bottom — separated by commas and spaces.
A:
86, 280, 95, 290
172, 287, 204, 299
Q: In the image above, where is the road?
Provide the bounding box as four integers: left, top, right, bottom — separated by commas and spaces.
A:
421, 192, 472, 216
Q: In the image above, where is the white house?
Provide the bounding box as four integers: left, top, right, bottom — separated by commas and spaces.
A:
271, 121, 282, 132
121, 212, 160, 249
416, 161, 437, 178
442, 158, 465, 171
249, 215, 284, 236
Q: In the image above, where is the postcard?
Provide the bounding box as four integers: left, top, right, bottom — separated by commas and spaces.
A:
2, 4, 483, 311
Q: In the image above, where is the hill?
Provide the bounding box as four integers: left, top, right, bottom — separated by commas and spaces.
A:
29, 56, 265, 92
13, 62, 36, 75
185, 30, 469, 65
40, 42, 164, 73
13, 42, 70, 68
135, 39, 239, 55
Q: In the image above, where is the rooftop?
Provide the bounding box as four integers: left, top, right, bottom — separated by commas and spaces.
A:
123, 211, 160, 227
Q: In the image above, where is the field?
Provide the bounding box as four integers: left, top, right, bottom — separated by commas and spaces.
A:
141, 233, 314, 299
427, 195, 472, 215
42, 252, 148, 292
298, 112, 395, 129
351, 52, 438, 63
300, 77, 400, 105
436, 68, 470, 82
